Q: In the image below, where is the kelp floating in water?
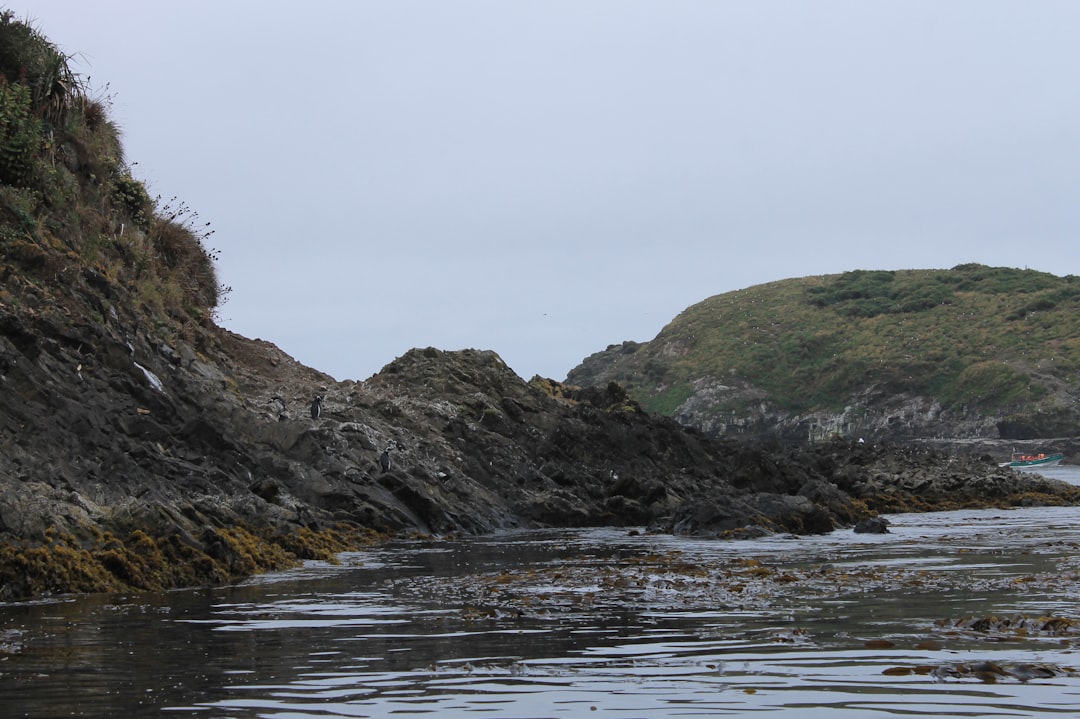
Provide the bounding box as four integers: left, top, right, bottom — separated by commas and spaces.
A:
884, 660, 1078, 683
936, 614, 1080, 638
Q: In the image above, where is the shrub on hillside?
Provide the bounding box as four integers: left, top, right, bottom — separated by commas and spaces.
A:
0, 13, 225, 320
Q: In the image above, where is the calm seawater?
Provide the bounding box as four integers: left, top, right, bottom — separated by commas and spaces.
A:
3, 466, 1080, 718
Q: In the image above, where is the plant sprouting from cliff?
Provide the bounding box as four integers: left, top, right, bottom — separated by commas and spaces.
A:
152, 196, 229, 313
0, 11, 81, 126
0, 79, 39, 185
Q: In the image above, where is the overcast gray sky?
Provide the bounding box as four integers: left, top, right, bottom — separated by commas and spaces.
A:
25, 1, 1080, 382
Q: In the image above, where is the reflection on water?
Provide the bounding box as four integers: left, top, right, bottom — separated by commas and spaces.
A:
1015, 463, 1080, 485
4, 471, 1080, 718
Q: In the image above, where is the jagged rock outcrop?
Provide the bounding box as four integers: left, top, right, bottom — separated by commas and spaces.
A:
3, 271, 1079, 600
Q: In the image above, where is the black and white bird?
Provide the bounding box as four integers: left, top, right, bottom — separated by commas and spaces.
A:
379, 447, 392, 473
310, 395, 323, 420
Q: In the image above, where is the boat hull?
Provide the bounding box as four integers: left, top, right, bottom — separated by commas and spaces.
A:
1000, 452, 1065, 468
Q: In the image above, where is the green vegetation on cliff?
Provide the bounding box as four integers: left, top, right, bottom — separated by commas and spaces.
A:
0, 11, 224, 330
568, 265, 1080, 435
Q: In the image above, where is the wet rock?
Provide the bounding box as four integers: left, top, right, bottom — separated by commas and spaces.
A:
853, 517, 891, 534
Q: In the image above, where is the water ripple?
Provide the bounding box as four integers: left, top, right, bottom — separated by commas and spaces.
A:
7, 502, 1080, 717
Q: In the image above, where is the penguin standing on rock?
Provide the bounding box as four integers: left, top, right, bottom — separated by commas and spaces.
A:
310, 395, 323, 420
379, 447, 392, 473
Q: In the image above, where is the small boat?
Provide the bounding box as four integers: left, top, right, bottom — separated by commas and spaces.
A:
1000, 452, 1065, 468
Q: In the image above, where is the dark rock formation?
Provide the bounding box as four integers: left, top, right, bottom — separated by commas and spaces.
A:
854, 517, 891, 534
4, 17, 1075, 602
2, 279, 1079, 599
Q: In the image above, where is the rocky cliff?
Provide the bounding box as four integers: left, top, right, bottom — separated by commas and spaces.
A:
3, 270, 1078, 600
3, 16, 1079, 602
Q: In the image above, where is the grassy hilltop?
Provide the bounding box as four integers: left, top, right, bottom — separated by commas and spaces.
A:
0, 11, 223, 334
568, 266, 1080, 441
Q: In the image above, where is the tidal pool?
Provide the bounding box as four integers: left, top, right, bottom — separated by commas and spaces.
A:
4, 500, 1080, 718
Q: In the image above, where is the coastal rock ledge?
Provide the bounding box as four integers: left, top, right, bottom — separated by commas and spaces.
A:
2, 14, 1076, 603
2, 304, 1078, 600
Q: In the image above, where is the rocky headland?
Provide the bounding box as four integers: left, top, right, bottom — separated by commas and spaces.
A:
2, 15, 1079, 602
567, 267, 1080, 449
2, 277, 1078, 600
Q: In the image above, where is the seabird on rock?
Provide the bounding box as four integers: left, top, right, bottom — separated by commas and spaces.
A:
310, 395, 323, 420
379, 448, 392, 473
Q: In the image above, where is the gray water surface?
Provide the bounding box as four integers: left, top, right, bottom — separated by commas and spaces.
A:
4, 471, 1080, 718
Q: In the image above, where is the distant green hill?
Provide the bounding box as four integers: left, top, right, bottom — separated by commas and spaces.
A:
567, 265, 1080, 442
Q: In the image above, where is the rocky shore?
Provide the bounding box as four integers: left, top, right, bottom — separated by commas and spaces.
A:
2, 281, 1078, 601
3, 15, 1078, 604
